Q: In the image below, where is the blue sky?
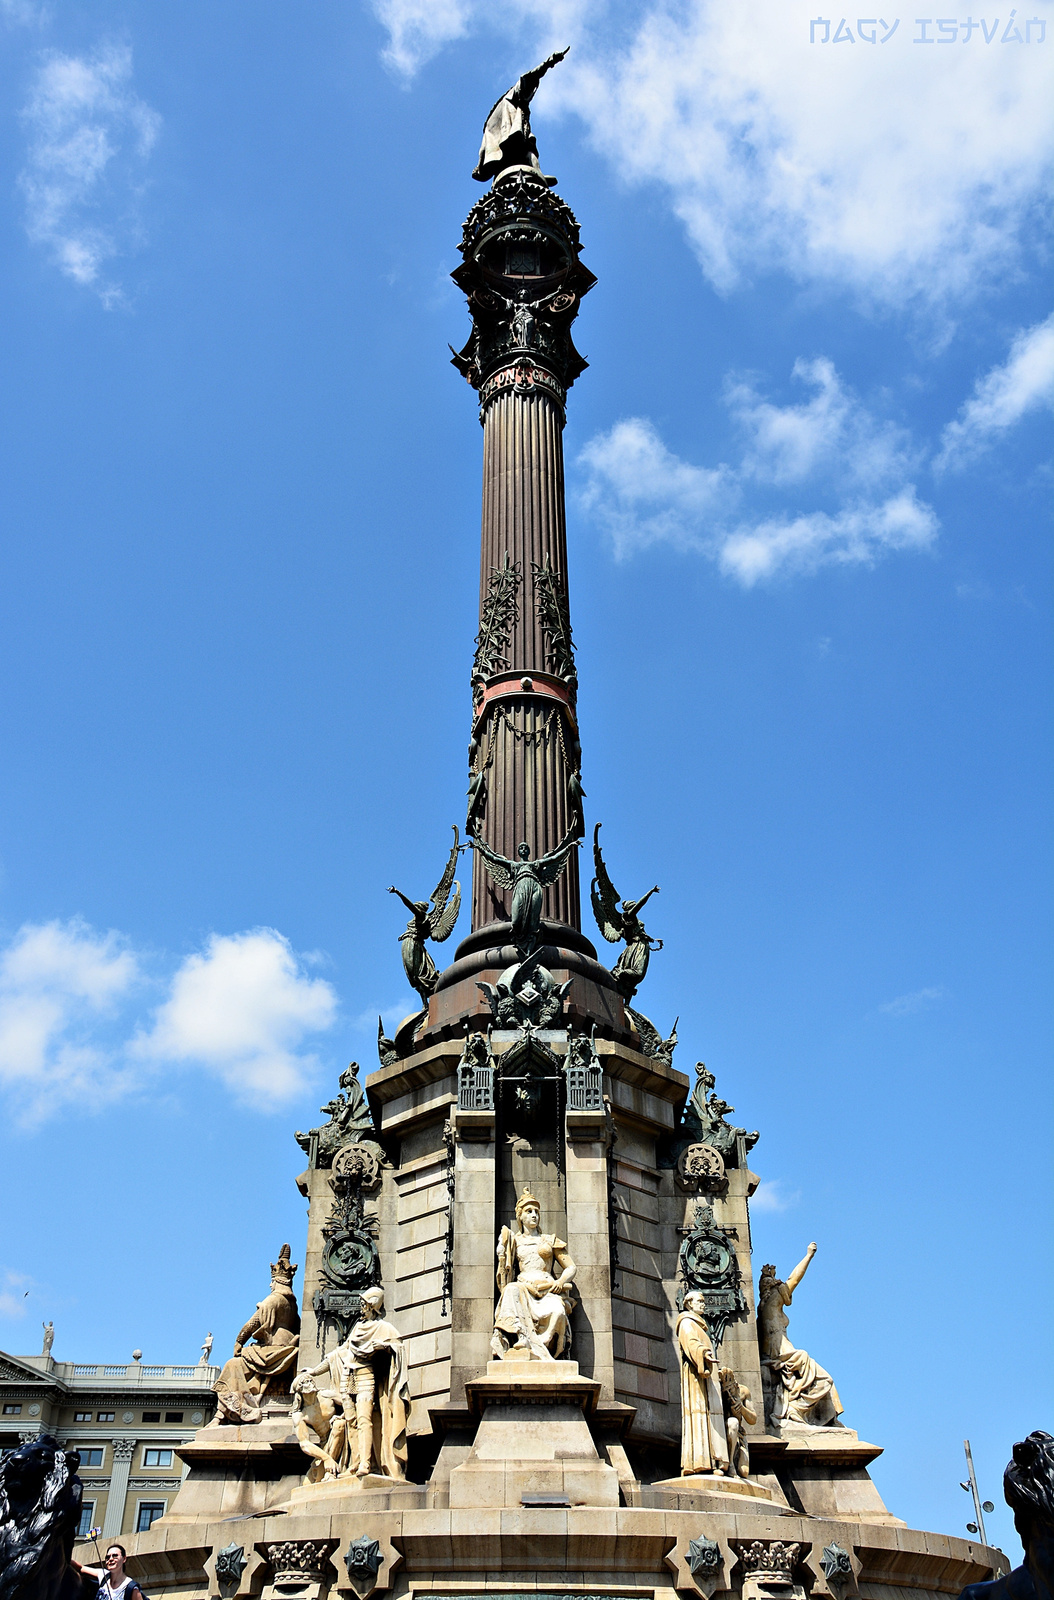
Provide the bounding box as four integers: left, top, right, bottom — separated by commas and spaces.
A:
0, 0, 1050, 1553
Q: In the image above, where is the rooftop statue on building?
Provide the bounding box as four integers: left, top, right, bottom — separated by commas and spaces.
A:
473, 49, 568, 186
492, 1187, 577, 1361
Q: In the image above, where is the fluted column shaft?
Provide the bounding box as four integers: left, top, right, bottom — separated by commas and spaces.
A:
470, 385, 580, 931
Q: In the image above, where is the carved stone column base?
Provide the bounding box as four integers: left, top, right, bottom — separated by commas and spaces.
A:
449, 1359, 619, 1509
651, 1472, 782, 1502
285, 1474, 422, 1509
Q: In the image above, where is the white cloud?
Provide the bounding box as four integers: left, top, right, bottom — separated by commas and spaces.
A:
577, 417, 735, 557
19, 42, 160, 305
352, 999, 420, 1033
0, 919, 338, 1122
576, 357, 938, 582
719, 489, 938, 587
0, 1269, 33, 1320
372, 0, 475, 76
728, 358, 916, 490
133, 930, 337, 1104
372, 0, 1052, 306
878, 985, 948, 1017
750, 1178, 800, 1213
1, 0, 49, 26
936, 315, 1054, 471
0, 919, 140, 1121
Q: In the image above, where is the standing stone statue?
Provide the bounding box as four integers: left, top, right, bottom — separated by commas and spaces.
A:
197, 1332, 213, 1366
491, 1187, 577, 1361
41, 1321, 54, 1359
294, 1287, 411, 1481
675, 1291, 730, 1476
472, 831, 579, 954
758, 1245, 843, 1427
210, 1245, 301, 1425
719, 1366, 758, 1478
472, 50, 569, 185
590, 823, 662, 1000
389, 827, 462, 1003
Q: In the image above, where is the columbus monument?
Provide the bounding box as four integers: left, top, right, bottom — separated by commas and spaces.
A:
91, 58, 1008, 1600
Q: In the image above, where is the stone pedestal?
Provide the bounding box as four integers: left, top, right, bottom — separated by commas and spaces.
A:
447, 1359, 620, 1508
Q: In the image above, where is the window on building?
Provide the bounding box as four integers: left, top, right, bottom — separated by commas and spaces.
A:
142, 1411, 160, 1422
142, 1447, 172, 1468
136, 1502, 166, 1533
164, 1412, 183, 1422
77, 1448, 104, 1467
76, 1503, 96, 1540
96, 1412, 115, 1423
2, 1404, 21, 1415
74, 1411, 91, 1422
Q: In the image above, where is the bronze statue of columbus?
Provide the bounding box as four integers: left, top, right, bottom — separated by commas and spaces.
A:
472, 49, 568, 186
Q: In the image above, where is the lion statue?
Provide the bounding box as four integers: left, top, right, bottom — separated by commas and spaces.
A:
0, 1434, 91, 1599
960, 1431, 1054, 1600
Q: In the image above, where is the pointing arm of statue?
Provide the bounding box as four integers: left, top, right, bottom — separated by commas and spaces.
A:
785, 1241, 818, 1297
515, 47, 569, 105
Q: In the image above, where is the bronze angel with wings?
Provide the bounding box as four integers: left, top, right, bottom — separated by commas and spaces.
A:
472, 829, 579, 954
389, 826, 463, 1003
590, 823, 663, 1001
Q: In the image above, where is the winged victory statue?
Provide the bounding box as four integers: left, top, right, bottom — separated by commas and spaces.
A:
590, 823, 663, 1001
472, 830, 579, 954
389, 826, 463, 1004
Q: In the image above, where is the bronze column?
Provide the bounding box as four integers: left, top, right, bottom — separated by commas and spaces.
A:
451, 166, 596, 940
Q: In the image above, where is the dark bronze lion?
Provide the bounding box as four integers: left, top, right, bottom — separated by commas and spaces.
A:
0, 1435, 92, 1600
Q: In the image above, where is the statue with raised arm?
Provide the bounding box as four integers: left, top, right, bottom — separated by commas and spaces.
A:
590, 823, 662, 1000
492, 1187, 576, 1360
389, 826, 462, 1003
473, 50, 569, 186
472, 829, 579, 953
758, 1244, 844, 1428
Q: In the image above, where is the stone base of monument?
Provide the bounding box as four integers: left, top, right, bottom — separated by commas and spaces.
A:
163, 1416, 307, 1523
649, 1472, 783, 1504
285, 1473, 424, 1510
446, 1357, 621, 1508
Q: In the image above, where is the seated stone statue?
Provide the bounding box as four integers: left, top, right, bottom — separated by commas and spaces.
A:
0, 1435, 90, 1600
491, 1187, 576, 1361
294, 1286, 411, 1480
757, 1245, 843, 1428
211, 1244, 301, 1424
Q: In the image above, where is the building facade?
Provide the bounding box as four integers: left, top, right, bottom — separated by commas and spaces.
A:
0, 1349, 216, 1540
